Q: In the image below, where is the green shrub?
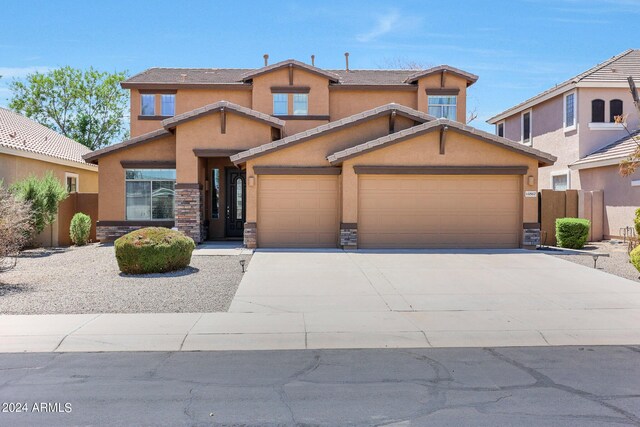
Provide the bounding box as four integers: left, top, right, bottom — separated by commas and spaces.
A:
634, 208, 640, 237
10, 172, 67, 238
114, 227, 195, 274
70, 213, 91, 246
631, 246, 640, 273
555, 218, 591, 249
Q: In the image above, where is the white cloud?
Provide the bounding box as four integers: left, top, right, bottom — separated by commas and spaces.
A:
356, 11, 401, 43
0, 66, 50, 79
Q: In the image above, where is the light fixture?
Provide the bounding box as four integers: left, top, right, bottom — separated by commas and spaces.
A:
528, 175, 535, 186
248, 176, 255, 187
239, 259, 246, 273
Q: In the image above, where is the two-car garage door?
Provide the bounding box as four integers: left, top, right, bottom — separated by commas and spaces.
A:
358, 175, 521, 249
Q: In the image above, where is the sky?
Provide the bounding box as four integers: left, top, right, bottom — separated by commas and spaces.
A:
1, 0, 639, 132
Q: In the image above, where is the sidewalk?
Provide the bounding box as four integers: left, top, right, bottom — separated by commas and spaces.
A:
2, 311, 640, 353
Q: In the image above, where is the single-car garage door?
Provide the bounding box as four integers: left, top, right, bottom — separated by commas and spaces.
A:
258, 175, 340, 247
358, 175, 521, 248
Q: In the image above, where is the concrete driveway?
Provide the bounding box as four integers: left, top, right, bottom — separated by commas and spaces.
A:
229, 249, 640, 348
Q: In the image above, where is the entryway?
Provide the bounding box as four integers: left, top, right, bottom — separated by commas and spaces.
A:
204, 157, 246, 241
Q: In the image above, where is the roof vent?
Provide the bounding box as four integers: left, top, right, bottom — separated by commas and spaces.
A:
9, 131, 16, 138
180, 73, 187, 82
344, 52, 350, 72
263, 54, 269, 66
311, 54, 315, 67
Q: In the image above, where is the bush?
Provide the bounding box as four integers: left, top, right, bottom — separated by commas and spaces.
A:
0, 182, 33, 271
70, 213, 91, 246
114, 227, 195, 274
631, 245, 640, 273
634, 208, 640, 237
555, 218, 590, 249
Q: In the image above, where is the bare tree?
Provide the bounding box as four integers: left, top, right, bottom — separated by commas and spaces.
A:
617, 77, 640, 177
377, 57, 431, 70
0, 184, 33, 272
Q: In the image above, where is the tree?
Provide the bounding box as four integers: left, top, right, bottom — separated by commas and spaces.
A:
9, 67, 128, 150
0, 182, 33, 272
619, 77, 640, 177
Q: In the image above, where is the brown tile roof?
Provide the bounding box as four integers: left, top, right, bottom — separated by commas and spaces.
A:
231, 103, 436, 164
162, 100, 285, 130
488, 49, 640, 123
327, 118, 557, 166
570, 130, 640, 169
83, 128, 171, 163
0, 107, 96, 168
239, 59, 341, 83
121, 68, 253, 88
403, 65, 479, 85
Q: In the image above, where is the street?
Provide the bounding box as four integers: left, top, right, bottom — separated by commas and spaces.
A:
1, 346, 639, 426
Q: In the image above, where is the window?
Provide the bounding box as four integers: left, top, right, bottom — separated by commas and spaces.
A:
293, 94, 308, 115
125, 169, 176, 220
141, 94, 155, 116
496, 122, 504, 138
591, 99, 605, 123
161, 94, 175, 116
211, 168, 220, 219
65, 173, 78, 193
273, 94, 288, 115
428, 96, 457, 120
551, 172, 569, 191
610, 99, 623, 122
521, 110, 532, 144
564, 92, 576, 130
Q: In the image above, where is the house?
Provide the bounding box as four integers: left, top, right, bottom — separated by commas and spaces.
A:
84, 56, 555, 249
0, 107, 99, 246
487, 49, 640, 239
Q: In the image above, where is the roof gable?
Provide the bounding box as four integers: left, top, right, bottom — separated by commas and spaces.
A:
83, 128, 172, 163
162, 100, 285, 130
403, 65, 479, 85
239, 59, 341, 83
570, 129, 640, 170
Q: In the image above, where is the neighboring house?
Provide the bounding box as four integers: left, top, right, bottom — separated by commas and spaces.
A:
0, 107, 99, 246
85, 58, 555, 249
487, 49, 640, 239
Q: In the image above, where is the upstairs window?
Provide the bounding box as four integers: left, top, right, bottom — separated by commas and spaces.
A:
428, 96, 457, 120
564, 92, 576, 130
141, 94, 155, 116
273, 94, 288, 115
521, 110, 532, 144
161, 94, 175, 116
293, 94, 308, 115
496, 122, 504, 138
552, 173, 569, 191
591, 99, 605, 123
610, 99, 623, 122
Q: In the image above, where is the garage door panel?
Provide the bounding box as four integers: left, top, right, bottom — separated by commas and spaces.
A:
258, 176, 339, 248
359, 175, 521, 249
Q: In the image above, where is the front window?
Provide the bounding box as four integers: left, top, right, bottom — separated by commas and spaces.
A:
591, 99, 605, 123
293, 94, 308, 115
125, 169, 176, 220
211, 168, 220, 219
552, 173, 569, 191
428, 95, 457, 120
161, 94, 175, 116
141, 94, 155, 116
273, 94, 288, 115
522, 111, 531, 144
564, 92, 576, 129
610, 99, 623, 122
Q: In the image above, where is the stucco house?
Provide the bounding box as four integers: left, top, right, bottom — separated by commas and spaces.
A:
487, 49, 640, 239
0, 107, 99, 246
85, 57, 555, 249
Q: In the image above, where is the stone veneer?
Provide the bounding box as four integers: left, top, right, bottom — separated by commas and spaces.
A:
244, 222, 257, 248
340, 223, 358, 249
175, 185, 203, 243
96, 221, 175, 242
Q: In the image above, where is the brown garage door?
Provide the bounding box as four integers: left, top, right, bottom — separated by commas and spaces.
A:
258, 175, 340, 247
358, 175, 521, 248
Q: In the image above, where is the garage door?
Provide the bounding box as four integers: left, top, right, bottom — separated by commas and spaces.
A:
358, 175, 521, 248
258, 175, 340, 247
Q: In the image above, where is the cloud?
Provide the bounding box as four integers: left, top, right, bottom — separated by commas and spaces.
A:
0, 66, 50, 79
356, 11, 401, 42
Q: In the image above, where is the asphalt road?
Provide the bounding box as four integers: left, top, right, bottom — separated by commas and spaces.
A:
1, 346, 639, 426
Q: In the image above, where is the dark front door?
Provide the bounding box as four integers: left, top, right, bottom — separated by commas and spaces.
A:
225, 168, 246, 237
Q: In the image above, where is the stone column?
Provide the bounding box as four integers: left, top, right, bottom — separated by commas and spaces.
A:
244, 222, 257, 249
175, 183, 202, 243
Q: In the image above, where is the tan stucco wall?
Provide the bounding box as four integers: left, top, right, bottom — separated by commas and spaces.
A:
97, 135, 176, 221
579, 165, 640, 238
329, 89, 417, 120
417, 73, 468, 123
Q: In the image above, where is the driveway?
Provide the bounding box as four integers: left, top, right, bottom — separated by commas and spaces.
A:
229, 249, 640, 347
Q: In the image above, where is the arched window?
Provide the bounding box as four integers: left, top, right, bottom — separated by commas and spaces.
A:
610, 99, 623, 122
591, 99, 605, 123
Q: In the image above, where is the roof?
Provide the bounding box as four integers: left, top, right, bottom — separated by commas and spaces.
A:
488, 49, 640, 123
404, 65, 479, 85
239, 59, 341, 83
570, 130, 640, 170
231, 103, 436, 164
326, 118, 557, 167
122, 63, 477, 88
83, 128, 171, 163
0, 107, 96, 168
162, 100, 285, 130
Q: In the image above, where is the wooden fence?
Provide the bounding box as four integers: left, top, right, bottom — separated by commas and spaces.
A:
539, 189, 603, 246
57, 193, 99, 246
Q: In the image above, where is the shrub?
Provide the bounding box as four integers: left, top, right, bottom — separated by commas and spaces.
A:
555, 218, 591, 249
114, 227, 195, 274
0, 182, 33, 271
70, 213, 91, 246
634, 208, 640, 237
631, 245, 640, 273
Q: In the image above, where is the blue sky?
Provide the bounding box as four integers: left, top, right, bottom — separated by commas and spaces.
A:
1, 0, 638, 131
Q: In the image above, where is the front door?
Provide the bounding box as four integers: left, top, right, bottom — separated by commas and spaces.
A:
225, 168, 246, 237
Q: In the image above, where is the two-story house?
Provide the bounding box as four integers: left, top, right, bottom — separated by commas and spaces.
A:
488, 49, 640, 239
84, 56, 555, 249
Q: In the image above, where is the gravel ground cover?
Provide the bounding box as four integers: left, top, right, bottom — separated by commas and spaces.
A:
0, 244, 250, 314
548, 240, 640, 282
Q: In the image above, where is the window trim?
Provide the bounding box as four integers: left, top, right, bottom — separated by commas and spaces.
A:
563, 91, 577, 132
550, 170, 571, 191
64, 172, 79, 193
521, 109, 532, 146
140, 94, 156, 116
496, 120, 505, 138
124, 169, 176, 221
